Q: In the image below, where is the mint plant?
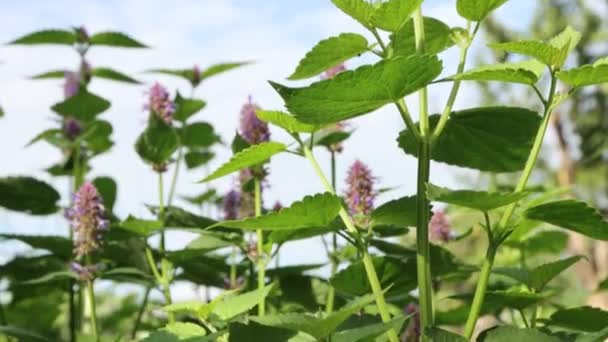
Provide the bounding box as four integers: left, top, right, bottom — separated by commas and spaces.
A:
1, 2, 608, 342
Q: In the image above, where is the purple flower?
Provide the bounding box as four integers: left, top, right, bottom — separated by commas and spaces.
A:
70, 262, 101, 282
66, 181, 109, 259
223, 190, 241, 220
345, 160, 376, 223
192, 64, 201, 85
64, 71, 80, 99
429, 210, 455, 243
63, 117, 82, 140
402, 304, 420, 342
145, 82, 176, 125
238, 169, 256, 218
323, 63, 346, 79
272, 201, 282, 212
239, 96, 270, 145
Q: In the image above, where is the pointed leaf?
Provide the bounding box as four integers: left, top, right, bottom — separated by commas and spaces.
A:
0, 177, 60, 215
0, 326, 51, 342
199, 62, 250, 81
210, 193, 341, 231
185, 151, 214, 169
557, 58, 608, 87
21, 270, 76, 285
330, 0, 375, 29
89, 31, 147, 48
332, 316, 406, 342
524, 200, 608, 240
427, 184, 529, 211
91, 67, 140, 84
371, 0, 423, 32
256, 110, 321, 133
213, 285, 274, 321
547, 306, 608, 332
288, 33, 369, 80
371, 195, 421, 228
229, 322, 315, 342
425, 327, 467, 342
173, 93, 206, 122
529, 255, 584, 290
135, 118, 179, 164
450, 60, 545, 85
390, 17, 454, 57
119, 215, 163, 237
398, 107, 541, 172
457, 0, 509, 21
181, 122, 218, 148
272, 55, 442, 124
478, 326, 561, 342
92, 176, 117, 212
200, 142, 286, 182
9, 29, 76, 45
51, 90, 111, 121
30, 70, 68, 79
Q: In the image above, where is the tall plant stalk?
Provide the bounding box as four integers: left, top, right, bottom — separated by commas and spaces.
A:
463, 73, 559, 339
325, 151, 338, 314
301, 143, 399, 342
254, 178, 266, 316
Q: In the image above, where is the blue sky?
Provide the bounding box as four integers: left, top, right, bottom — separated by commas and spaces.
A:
0, 0, 537, 300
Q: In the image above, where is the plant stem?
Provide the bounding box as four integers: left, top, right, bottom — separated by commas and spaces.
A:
301, 143, 399, 342
325, 151, 338, 314
130, 286, 151, 339
86, 280, 99, 342
156, 171, 175, 322
463, 74, 558, 339
230, 246, 238, 288
254, 178, 266, 316
166, 146, 183, 207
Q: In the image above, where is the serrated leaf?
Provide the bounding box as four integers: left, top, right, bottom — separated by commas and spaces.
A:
495, 256, 583, 290
272, 55, 442, 124
549, 25, 581, 58
9, 29, 76, 45
0, 177, 60, 215
51, 90, 111, 121
89, 31, 147, 48
524, 200, 608, 240
332, 316, 406, 342
547, 306, 608, 332
371, 0, 423, 32
390, 17, 454, 57
91, 67, 140, 84
229, 322, 315, 342
478, 326, 561, 342
450, 60, 545, 85
213, 285, 274, 321
173, 93, 207, 122
135, 118, 179, 164
489, 41, 562, 67
371, 195, 420, 228
0, 234, 72, 260
557, 58, 608, 87
210, 193, 341, 231
119, 215, 163, 237
289, 33, 369, 80
398, 107, 541, 172
0, 326, 51, 342
181, 122, 218, 148
427, 184, 529, 211
330, 0, 375, 29
425, 327, 467, 342
457, 0, 508, 21
256, 110, 321, 133
200, 142, 286, 182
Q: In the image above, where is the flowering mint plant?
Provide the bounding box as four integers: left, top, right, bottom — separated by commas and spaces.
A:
1, 2, 608, 342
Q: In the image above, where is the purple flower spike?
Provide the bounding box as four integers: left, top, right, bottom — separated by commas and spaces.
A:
239, 96, 270, 145
323, 63, 346, 79
223, 190, 241, 220
64, 71, 80, 99
429, 210, 455, 243
67, 181, 109, 259
146, 82, 176, 125
345, 160, 376, 226
63, 117, 82, 140
70, 262, 98, 281
402, 303, 420, 342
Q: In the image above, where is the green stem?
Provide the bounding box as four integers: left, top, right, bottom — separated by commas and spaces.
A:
254, 178, 266, 316
301, 143, 399, 342
230, 246, 237, 288
166, 146, 184, 207
156, 172, 175, 322
131, 286, 151, 339
463, 74, 558, 340
325, 151, 338, 315
0, 301, 7, 325
86, 280, 99, 342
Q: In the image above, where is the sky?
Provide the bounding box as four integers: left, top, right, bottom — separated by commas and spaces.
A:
0, 0, 537, 300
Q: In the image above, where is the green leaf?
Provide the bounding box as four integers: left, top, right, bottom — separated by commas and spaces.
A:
330, 0, 375, 29
599, 277, 608, 291
332, 316, 406, 342
199, 62, 250, 81
163, 322, 207, 338
425, 327, 467, 342
251, 293, 376, 339
119, 215, 164, 237
288, 33, 369, 80
398, 107, 541, 172
495, 256, 583, 290
256, 110, 321, 133
91, 67, 140, 84
547, 306, 608, 332
0, 326, 51, 342
456, 0, 508, 21
451, 289, 551, 312
210, 193, 341, 231
21, 270, 76, 285
390, 17, 454, 57
185, 151, 214, 169
0, 177, 60, 215
272, 55, 442, 124
576, 326, 608, 342
81, 120, 114, 154
148, 62, 248, 85
477, 326, 561, 342
0, 234, 72, 260
135, 118, 179, 164
181, 122, 218, 148
92, 176, 117, 212
51, 90, 111, 121
371, 195, 420, 228
89, 31, 147, 48
173, 93, 206, 122
524, 200, 608, 240
229, 322, 315, 342
427, 184, 529, 211
213, 285, 274, 320
449, 60, 545, 85
186, 233, 234, 253
9, 29, 76, 45
200, 142, 286, 182
557, 58, 608, 87
30, 70, 68, 79
549, 25, 582, 59
371, 0, 423, 32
